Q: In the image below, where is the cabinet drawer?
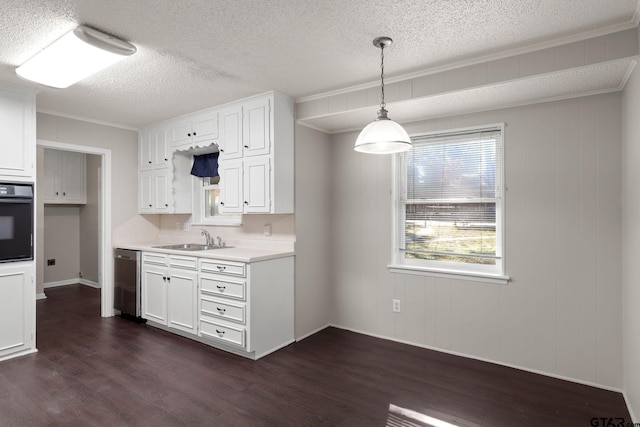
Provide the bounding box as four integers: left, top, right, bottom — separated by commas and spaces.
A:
201, 297, 245, 324
200, 274, 245, 300
200, 317, 245, 348
143, 252, 168, 266
199, 259, 245, 277
169, 255, 197, 270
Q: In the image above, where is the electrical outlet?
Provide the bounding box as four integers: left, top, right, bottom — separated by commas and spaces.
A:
263, 223, 272, 236
175, 222, 181, 231
183, 222, 190, 232
393, 299, 401, 313
47, 259, 55, 266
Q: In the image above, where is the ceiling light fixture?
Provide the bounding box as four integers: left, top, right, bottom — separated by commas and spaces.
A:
16, 25, 136, 89
354, 36, 411, 154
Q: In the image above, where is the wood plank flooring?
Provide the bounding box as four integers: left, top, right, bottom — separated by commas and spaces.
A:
0, 284, 632, 426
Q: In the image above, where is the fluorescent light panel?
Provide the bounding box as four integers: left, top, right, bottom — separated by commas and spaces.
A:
16, 26, 136, 89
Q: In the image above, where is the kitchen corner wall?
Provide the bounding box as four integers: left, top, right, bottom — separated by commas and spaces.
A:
329, 92, 623, 389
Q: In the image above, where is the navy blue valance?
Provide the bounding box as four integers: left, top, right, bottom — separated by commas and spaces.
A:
190, 152, 219, 178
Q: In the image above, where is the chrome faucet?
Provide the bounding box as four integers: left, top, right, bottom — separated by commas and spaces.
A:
201, 229, 213, 247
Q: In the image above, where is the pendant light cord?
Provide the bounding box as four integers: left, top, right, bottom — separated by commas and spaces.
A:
380, 44, 386, 109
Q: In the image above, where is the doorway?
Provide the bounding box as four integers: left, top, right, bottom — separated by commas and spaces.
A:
36, 139, 113, 317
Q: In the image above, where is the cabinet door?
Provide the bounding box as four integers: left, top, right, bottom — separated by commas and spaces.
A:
142, 266, 167, 325
192, 111, 218, 144
61, 152, 86, 203
153, 170, 171, 213
0, 265, 34, 360
0, 90, 34, 178
154, 129, 170, 167
218, 159, 243, 214
138, 170, 153, 213
243, 156, 271, 213
242, 98, 270, 157
139, 130, 153, 169
167, 269, 198, 335
170, 120, 192, 146
218, 106, 242, 159
42, 149, 62, 203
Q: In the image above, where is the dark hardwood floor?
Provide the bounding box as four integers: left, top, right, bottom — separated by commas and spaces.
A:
0, 284, 631, 426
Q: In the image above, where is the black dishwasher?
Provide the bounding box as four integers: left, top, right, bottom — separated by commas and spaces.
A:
113, 248, 145, 322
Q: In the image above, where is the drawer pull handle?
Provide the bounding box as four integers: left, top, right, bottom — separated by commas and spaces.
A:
216, 285, 226, 291
216, 266, 226, 271
215, 329, 225, 335
216, 307, 226, 313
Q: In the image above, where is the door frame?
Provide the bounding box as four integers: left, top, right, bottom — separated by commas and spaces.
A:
37, 139, 113, 317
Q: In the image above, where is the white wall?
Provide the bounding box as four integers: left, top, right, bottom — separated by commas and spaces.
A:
43, 206, 80, 283
622, 63, 640, 419
329, 92, 623, 389
294, 124, 332, 339
79, 154, 101, 283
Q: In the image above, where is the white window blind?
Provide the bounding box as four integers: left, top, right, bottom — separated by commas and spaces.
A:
394, 125, 505, 279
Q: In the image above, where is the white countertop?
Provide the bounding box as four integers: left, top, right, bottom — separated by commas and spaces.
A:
116, 241, 294, 263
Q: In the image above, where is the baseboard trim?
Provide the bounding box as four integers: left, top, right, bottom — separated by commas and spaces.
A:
295, 324, 331, 342
35, 293, 47, 300
79, 279, 101, 288
623, 390, 638, 423
330, 324, 624, 393
0, 348, 38, 363
44, 279, 100, 289
44, 279, 79, 288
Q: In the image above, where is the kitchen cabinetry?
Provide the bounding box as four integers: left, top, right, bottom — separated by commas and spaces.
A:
140, 249, 294, 360
218, 105, 242, 159
0, 263, 35, 361
170, 110, 218, 148
139, 127, 169, 170
198, 255, 294, 359
0, 84, 36, 180
141, 253, 198, 335
218, 92, 293, 215
42, 149, 86, 204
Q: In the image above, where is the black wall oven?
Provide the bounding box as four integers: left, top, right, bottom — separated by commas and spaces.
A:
0, 182, 34, 263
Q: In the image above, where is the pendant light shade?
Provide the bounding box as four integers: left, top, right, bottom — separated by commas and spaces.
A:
354, 37, 411, 154
16, 25, 136, 89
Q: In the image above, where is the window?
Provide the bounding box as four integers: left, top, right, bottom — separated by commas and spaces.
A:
191, 175, 242, 226
391, 124, 508, 283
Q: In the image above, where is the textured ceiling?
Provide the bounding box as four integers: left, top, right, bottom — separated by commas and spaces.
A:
0, 0, 638, 129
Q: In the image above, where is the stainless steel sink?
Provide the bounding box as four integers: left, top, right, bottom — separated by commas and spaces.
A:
152, 243, 233, 251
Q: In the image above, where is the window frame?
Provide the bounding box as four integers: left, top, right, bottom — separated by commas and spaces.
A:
191, 176, 242, 226
389, 123, 509, 285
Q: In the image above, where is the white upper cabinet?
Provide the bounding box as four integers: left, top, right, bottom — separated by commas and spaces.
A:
218, 159, 243, 214
170, 110, 218, 148
139, 127, 169, 170
0, 85, 36, 180
243, 156, 270, 213
42, 149, 86, 204
218, 105, 242, 159
242, 97, 270, 157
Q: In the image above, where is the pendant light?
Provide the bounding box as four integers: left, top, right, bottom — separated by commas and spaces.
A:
354, 36, 411, 154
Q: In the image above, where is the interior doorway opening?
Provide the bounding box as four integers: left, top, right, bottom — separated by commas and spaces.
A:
36, 140, 113, 317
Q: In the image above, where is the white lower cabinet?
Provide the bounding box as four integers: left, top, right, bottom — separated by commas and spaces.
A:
141, 253, 198, 335
0, 263, 35, 361
141, 251, 294, 360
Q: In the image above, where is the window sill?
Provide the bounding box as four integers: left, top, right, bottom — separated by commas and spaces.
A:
388, 264, 510, 285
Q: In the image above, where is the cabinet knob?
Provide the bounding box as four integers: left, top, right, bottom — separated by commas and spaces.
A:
220, 201, 224, 206
193, 132, 197, 136
167, 277, 171, 282
165, 204, 168, 207
215, 329, 225, 335
219, 149, 224, 153
244, 145, 248, 149
244, 201, 248, 205
216, 265, 226, 271
216, 285, 226, 291
149, 204, 152, 207
148, 161, 152, 164
164, 158, 168, 162
56, 192, 59, 196
63, 192, 66, 196
216, 307, 226, 313
187, 133, 191, 137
